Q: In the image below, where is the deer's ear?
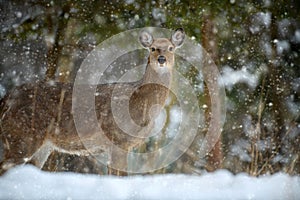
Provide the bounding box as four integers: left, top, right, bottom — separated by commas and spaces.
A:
139, 30, 153, 48
171, 28, 185, 47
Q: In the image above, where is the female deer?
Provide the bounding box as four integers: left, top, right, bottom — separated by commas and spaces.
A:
0, 28, 185, 174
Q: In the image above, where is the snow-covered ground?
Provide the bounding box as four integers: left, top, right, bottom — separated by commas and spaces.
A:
0, 165, 299, 200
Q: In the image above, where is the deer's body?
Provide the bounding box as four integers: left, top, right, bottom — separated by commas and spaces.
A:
0, 29, 185, 174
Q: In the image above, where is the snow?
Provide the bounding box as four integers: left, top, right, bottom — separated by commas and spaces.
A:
0, 165, 299, 200
275, 40, 290, 55
152, 8, 166, 23
294, 30, 300, 43
249, 12, 271, 34
219, 66, 260, 91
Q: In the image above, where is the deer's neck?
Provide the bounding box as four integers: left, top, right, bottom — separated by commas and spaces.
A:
141, 61, 172, 88
129, 60, 173, 128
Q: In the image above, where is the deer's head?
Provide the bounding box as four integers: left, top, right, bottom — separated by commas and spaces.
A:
139, 28, 185, 73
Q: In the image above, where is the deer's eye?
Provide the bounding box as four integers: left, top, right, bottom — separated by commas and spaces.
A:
151, 47, 156, 52
169, 46, 174, 51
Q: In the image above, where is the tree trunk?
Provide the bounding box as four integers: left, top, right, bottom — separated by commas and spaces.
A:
201, 13, 223, 171
45, 5, 70, 81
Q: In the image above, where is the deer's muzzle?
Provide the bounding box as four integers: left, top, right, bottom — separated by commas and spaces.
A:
157, 56, 166, 65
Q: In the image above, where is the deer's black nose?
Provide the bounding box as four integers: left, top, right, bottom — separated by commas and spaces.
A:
158, 56, 166, 64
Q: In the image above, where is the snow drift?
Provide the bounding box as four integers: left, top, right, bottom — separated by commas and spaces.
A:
0, 165, 299, 200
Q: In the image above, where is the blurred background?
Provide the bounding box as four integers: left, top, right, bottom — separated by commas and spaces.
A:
0, 0, 299, 176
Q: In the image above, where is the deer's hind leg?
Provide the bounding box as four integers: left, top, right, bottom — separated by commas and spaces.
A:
28, 140, 56, 169
0, 130, 54, 174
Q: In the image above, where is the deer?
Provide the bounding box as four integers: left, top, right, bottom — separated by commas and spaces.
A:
0, 28, 185, 175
